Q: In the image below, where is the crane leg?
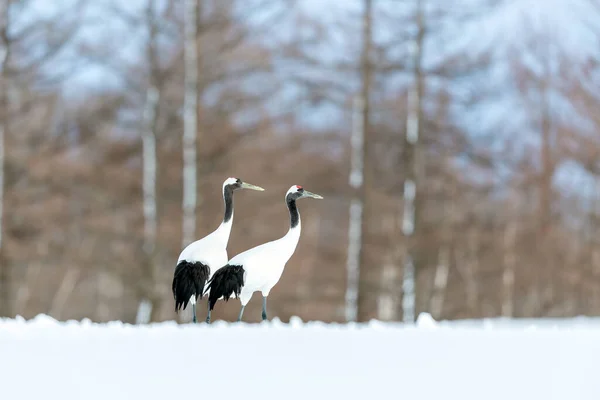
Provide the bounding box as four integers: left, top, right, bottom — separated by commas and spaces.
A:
237, 305, 245, 322
192, 303, 197, 324
205, 301, 211, 324
262, 297, 268, 321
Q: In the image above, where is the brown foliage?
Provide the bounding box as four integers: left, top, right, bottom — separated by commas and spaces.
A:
2, 0, 600, 324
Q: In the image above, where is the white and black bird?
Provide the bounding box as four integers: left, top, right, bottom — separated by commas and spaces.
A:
205, 185, 323, 322
172, 177, 264, 323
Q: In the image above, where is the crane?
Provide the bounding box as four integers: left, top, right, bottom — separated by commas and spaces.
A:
172, 177, 264, 323
205, 185, 322, 322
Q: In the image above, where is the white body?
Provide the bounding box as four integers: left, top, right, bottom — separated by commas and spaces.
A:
177, 178, 238, 299
229, 186, 304, 306
177, 219, 232, 280
232, 223, 301, 306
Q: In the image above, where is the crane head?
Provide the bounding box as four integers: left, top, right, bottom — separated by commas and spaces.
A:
286, 185, 323, 201
223, 177, 265, 192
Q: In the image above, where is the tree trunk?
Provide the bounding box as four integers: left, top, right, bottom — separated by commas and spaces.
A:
535, 42, 554, 316
592, 243, 600, 313
465, 227, 479, 312
345, 96, 364, 322
454, 224, 479, 315
0, 0, 10, 318
182, 0, 199, 247
139, 86, 159, 324
430, 246, 450, 319
430, 187, 452, 319
539, 75, 553, 235
49, 268, 80, 320
134, 0, 167, 324
142, 87, 158, 254
502, 220, 517, 317
592, 177, 600, 313
378, 255, 399, 321
355, 0, 374, 322
401, 0, 425, 323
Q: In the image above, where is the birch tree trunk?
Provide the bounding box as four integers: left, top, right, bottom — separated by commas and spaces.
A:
534, 41, 555, 316
137, 0, 161, 323
430, 187, 452, 319
401, 0, 425, 323
139, 86, 159, 324
378, 254, 399, 320
182, 0, 198, 247
49, 269, 80, 319
592, 178, 600, 312
502, 220, 517, 317
143, 87, 158, 258
0, 0, 10, 318
355, 0, 374, 322
460, 226, 480, 312
592, 238, 600, 313
345, 95, 364, 322
430, 246, 450, 319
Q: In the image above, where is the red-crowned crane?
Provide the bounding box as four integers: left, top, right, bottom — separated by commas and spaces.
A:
172, 177, 264, 323
205, 185, 323, 322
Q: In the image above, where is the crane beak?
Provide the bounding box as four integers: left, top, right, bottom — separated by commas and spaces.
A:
303, 190, 323, 199
240, 182, 265, 191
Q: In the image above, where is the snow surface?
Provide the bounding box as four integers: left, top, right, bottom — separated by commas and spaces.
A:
2, 313, 600, 400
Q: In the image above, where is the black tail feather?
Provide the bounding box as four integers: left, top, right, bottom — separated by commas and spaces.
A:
205, 265, 245, 311
172, 261, 210, 312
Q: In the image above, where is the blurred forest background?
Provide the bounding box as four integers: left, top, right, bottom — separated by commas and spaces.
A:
1, 0, 600, 323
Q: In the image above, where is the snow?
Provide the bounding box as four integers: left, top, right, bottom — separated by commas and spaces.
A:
2, 313, 600, 400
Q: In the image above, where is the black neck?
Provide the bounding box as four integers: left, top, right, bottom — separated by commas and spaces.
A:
223, 186, 234, 223
287, 198, 300, 229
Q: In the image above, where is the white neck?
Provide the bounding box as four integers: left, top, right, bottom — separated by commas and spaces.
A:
275, 216, 301, 262
212, 215, 233, 244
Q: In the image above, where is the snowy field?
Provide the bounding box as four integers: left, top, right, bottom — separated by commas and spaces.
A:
2, 313, 600, 400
